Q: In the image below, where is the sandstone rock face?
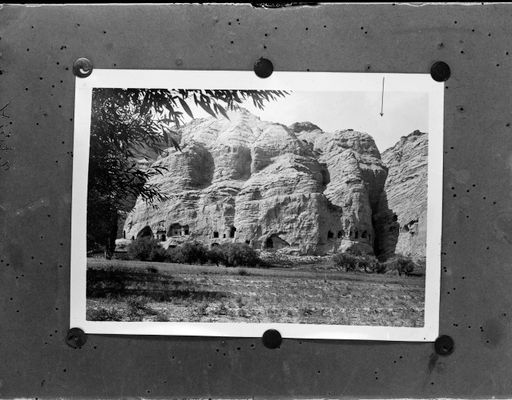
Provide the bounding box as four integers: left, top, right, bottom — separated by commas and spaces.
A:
374, 130, 428, 260
121, 110, 427, 258
292, 125, 388, 255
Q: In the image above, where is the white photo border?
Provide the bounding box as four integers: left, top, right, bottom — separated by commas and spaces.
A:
71, 70, 444, 341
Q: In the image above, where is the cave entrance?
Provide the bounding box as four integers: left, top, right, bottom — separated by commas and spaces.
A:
137, 226, 153, 239
167, 223, 190, 237
265, 234, 290, 250
168, 223, 182, 237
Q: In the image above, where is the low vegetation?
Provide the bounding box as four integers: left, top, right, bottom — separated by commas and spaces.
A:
332, 252, 379, 273
127, 237, 166, 261
124, 237, 422, 276
332, 250, 418, 276
126, 238, 263, 268
381, 254, 418, 276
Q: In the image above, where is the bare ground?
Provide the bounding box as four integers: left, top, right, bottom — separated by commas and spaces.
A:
86, 258, 425, 327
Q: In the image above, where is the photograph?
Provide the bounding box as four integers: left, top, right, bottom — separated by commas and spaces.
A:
71, 70, 443, 340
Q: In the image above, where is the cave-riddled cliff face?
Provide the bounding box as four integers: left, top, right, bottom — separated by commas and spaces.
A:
122, 109, 426, 258
374, 130, 428, 260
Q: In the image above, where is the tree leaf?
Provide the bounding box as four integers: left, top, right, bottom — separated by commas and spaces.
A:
198, 100, 217, 118
178, 97, 194, 119
214, 103, 230, 120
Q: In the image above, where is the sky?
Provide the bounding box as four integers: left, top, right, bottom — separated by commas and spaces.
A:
182, 90, 429, 153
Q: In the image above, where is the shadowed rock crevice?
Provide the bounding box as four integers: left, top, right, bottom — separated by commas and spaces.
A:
373, 191, 400, 260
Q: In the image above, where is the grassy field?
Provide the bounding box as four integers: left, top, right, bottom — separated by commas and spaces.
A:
86, 258, 425, 327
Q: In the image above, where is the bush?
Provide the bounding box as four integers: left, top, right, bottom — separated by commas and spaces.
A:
149, 246, 167, 262
127, 237, 165, 261
332, 251, 417, 275
207, 246, 225, 266
168, 242, 261, 267
182, 241, 209, 264
357, 254, 379, 273
166, 241, 209, 264
332, 252, 359, 271
165, 246, 181, 263
133, 241, 263, 267
382, 254, 416, 275
332, 252, 379, 272
219, 243, 261, 267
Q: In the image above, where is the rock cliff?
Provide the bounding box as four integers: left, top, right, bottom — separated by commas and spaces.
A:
374, 130, 428, 260
120, 110, 427, 258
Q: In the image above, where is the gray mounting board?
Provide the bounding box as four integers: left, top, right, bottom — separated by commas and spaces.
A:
1, 3, 512, 398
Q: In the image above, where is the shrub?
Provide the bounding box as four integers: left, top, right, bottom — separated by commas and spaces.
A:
207, 246, 225, 266
181, 241, 209, 264
332, 251, 379, 272
164, 242, 262, 267
382, 254, 416, 275
332, 252, 360, 271
127, 237, 165, 261
220, 243, 261, 267
357, 254, 380, 273
372, 263, 388, 274
165, 246, 182, 263
166, 241, 208, 264
149, 246, 167, 262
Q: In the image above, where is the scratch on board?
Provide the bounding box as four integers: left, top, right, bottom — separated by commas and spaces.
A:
14, 197, 50, 216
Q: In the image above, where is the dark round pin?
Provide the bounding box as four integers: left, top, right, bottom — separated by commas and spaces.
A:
430, 61, 451, 82
254, 57, 274, 79
262, 329, 282, 349
66, 327, 87, 349
73, 57, 93, 78
434, 334, 454, 356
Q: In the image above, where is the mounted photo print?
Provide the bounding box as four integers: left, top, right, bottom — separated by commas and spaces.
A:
71, 70, 443, 341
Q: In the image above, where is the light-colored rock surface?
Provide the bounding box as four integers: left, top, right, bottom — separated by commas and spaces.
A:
121, 110, 427, 258
293, 124, 388, 255
374, 130, 428, 260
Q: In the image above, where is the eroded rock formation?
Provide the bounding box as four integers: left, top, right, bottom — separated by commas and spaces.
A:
374, 130, 428, 260
120, 109, 427, 258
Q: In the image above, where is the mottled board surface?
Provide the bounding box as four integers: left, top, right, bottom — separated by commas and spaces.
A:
1, 3, 512, 398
